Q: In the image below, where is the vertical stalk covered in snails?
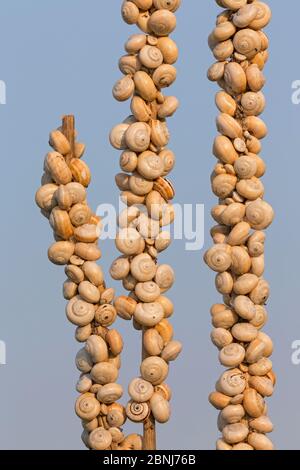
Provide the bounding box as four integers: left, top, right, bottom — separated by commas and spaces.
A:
206, 1, 275, 451
110, 0, 182, 450
35, 116, 133, 451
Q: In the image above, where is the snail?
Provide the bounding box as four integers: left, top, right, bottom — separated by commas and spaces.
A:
116, 228, 142, 255
215, 91, 237, 116
152, 64, 177, 88
45, 152, 72, 185
212, 173, 237, 199
150, 392, 170, 423
66, 296, 95, 326
158, 96, 179, 119
139, 45, 164, 69
69, 159, 91, 187
85, 335, 108, 363
213, 135, 238, 164
227, 221, 250, 246
78, 280, 101, 304
35, 184, 58, 212
48, 241, 75, 265
215, 272, 234, 295
97, 383, 124, 405
137, 151, 164, 180
119, 54, 141, 76
220, 203, 245, 226
154, 264, 175, 291
148, 9, 176, 36
213, 21, 236, 42
109, 123, 130, 150
217, 368, 247, 397
153, 0, 181, 11
216, 113, 243, 139
74, 243, 101, 262
231, 323, 258, 343
134, 302, 164, 327
76, 374, 92, 394
69, 204, 92, 228
233, 273, 259, 295
49, 207, 74, 240
113, 75, 135, 102
140, 356, 169, 385
75, 393, 101, 421
129, 173, 154, 195
65, 265, 85, 284
91, 362, 119, 385
241, 91, 265, 116
134, 71, 158, 102
245, 199, 274, 230
212, 307, 238, 330
213, 40, 234, 61
157, 36, 178, 64
49, 129, 71, 155
222, 423, 249, 445
82, 262, 104, 286
234, 155, 257, 180
233, 4, 258, 28
143, 329, 164, 356
128, 378, 154, 403
135, 281, 161, 302
246, 64, 265, 92
233, 295, 256, 321
247, 432, 274, 451
75, 348, 93, 373
95, 304, 117, 327
114, 296, 137, 320
126, 401, 150, 422
150, 119, 170, 148
209, 392, 231, 410
121, 1, 140, 25
131, 96, 152, 123
224, 62, 247, 95
204, 244, 232, 273
110, 257, 131, 281
125, 122, 151, 153
125, 34, 147, 54
211, 328, 233, 349
233, 29, 261, 60
249, 415, 273, 434
130, 253, 157, 282
248, 2, 272, 30
208, 62, 227, 83
219, 343, 246, 368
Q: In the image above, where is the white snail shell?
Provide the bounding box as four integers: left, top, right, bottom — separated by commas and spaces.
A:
109, 123, 130, 150
219, 343, 246, 368
140, 356, 169, 385
135, 281, 161, 302
161, 340, 182, 362
75, 348, 93, 373
137, 151, 164, 180
211, 328, 233, 349
224, 62, 247, 95
148, 9, 177, 37
152, 64, 177, 88
245, 200, 274, 230
131, 253, 157, 282
134, 71, 158, 102
247, 432, 274, 451
248, 2, 272, 30
66, 296, 95, 326
125, 122, 151, 153
204, 244, 232, 273
85, 335, 109, 363
150, 392, 171, 423
113, 75, 135, 102
116, 228, 143, 255
154, 264, 175, 291
97, 383, 123, 405
91, 362, 119, 385
222, 423, 249, 445
143, 328, 164, 356
89, 427, 112, 451
110, 256, 131, 281
75, 393, 101, 421
128, 378, 154, 403
82, 262, 104, 287
233, 4, 258, 28
139, 45, 164, 69
134, 302, 164, 327
220, 404, 245, 425
216, 368, 247, 397
95, 304, 117, 327
233, 295, 256, 321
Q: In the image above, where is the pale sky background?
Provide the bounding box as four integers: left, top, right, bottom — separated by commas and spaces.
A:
0, 0, 299, 450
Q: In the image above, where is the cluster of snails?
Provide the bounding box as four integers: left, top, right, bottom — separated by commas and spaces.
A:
109, 0, 182, 447
35, 117, 143, 451
205, 1, 275, 451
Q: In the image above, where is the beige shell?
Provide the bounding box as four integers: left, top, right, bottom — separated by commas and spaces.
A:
233, 295, 256, 321
126, 401, 150, 422
249, 415, 273, 434
75, 393, 101, 421
209, 391, 231, 410
213, 40, 234, 61
110, 256, 130, 281
222, 423, 249, 445
113, 75, 135, 102
153, 177, 175, 200
211, 328, 233, 349
89, 427, 112, 451
246, 64, 265, 92
204, 244, 232, 273
150, 119, 170, 149
65, 264, 84, 284
118, 206, 140, 228
63, 280, 78, 300
55, 185, 73, 211
97, 383, 123, 405
207, 62, 226, 82
221, 404, 245, 425
143, 328, 164, 356
257, 331, 273, 357
155, 319, 173, 345
233, 29, 261, 60
76, 374, 92, 394
120, 150, 138, 173
91, 362, 119, 385
246, 200, 274, 230
137, 151, 164, 180
48, 241, 75, 265
75, 243, 101, 262
250, 305, 268, 329
150, 392, 171, 423
121, 1, 139, 25
44, 152, 73, 185
248, 376, 274, 398
66, 182, 87, 205
129, 173, 154, 196
153, 0, 181, 11
213, 135, 238, 165
85, 335, 108, 363
224, 62, 247, 95
220, 203, 245, 226
134, 302, 164, 327
128, 377, 154, 403
131, 253, 157, 282
157, 37, 178, 64
245, 338, 266, 364
248, 2, 272, 30
233, 273, 259, 295
130, 96, 152, 123
35, 184, 58, 212
66, 296, 95, 326
244, 116, 267, 139
125, 34, 147, 54
215, 91, 237, 116
234, 155, 257, 179
241, 91, 265, 116
219, 343, 246, 368
155, 231, 172, 252
139, 45, 163, 69
114, 295, 137, 320
69, 204, 91, 228
95, 304, 117, 327
125, 122, 151, 153
119, 54, 141, 76
216, 114, 243, 139
158, 96, 179, 119
49, 207, 74, 240
215, 272, 233, 295
212, 173, 237, 199
233, 4, 258, 28
74, 224, 99, 244
134, 71, 157, 102
148, 9, 176, 36
248, 357, 272, 377
161, 340, 182, 362
106, 403, 126, 428
69, 159, 91, 187
140, 356, 169, 385
227, 221, 250, 246
82, 261, 104, 287
248, 231, 265, 257
231, 323, 258, 343
247, 432, 274, 451
116, 228, 143, 255
118, 433, 143, 451
220, 1, 247, 11
216, 368, 247, 397
109, 123, 129, 150
49, 130, 71, 155
135, 281, 160, 302
106, 330, 123, 356
154, 264, 174, 291
213, 21, 236, 42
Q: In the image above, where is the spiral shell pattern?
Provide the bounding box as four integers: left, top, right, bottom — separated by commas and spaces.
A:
206, 1, 274, 450
109, 2, 182, 449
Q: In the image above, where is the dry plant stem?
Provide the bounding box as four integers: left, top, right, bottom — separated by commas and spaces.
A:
62, 115, 75, 164
142, 330, 156, 450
